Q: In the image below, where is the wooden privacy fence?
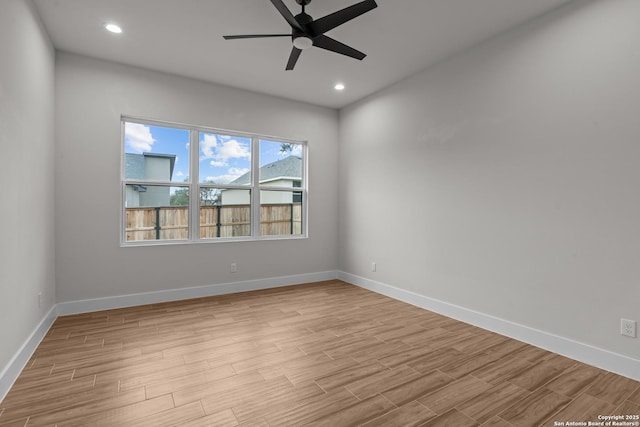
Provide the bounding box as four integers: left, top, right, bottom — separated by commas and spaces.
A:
126, 204, 302, 241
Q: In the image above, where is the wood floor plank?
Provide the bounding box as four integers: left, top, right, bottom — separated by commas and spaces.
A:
457, 382, 531, 424
507, 354, 575, 392
1, 280, 638, 427
584, 372, 640, 406
0, 374, 95, 409
542, 393, 616, 426
406, 348, 468, 374
314, 361, 387, 391
128, 401, 205, 427
72, 350, 164, 378
349, 340, 412, 365
360, 401, 437, 427
498, 388, 571, 426
0, 416, 29, 427
117, 358, 208, 391
418, 375, 493, 415
264, 388, 359, 427
230, 382, 324, 423
469, 355, 532, 385
62, 394, 175, 427
1, 369, 74, 398
145, 363, 236, 399
174, 408, 238, 427
481, 416, 514, 427
378, 346, 442, 368
545, 362, 603, 398
323, 336, 384, 359
281, 356, 360, 385
614, 400, 640, 420
23, 387, 149, 426
439, 352, 500, 379
257, 352, 333, 381
420, 408, 480, 427
171, 371, 265, 407
381, 370, 455, 406
483, 339, 529, 359
0, 381, 122, 424
629, 385, 640, 406
451, 332, 508, 354
345, 364, 422, 400
509, 344, 552, 363
198, 374, 296, 415
305, 394, 397, 426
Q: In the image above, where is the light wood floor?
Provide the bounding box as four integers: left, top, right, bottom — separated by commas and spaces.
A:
1, 280, 638, 426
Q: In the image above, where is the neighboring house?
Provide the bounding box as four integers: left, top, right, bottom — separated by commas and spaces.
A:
222, 156, 302, 205
125, 152, 176, 207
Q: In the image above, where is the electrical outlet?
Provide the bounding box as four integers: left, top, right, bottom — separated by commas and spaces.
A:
371, 262, 376, 272
621, 318, 637, 338
230, 262, 237, 273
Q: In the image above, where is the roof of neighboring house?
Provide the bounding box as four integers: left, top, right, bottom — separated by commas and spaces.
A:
231, 156, 302, 185
125, 152, 176, 180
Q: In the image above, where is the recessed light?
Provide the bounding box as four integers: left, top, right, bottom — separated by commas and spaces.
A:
334, 83, 345, 91
105, 23, 122, 34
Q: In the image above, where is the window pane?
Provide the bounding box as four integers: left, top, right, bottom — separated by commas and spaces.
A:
124, 122, 189, 183
260, 190, 303, 236
200, 188, 251, 238
259, 140, 303, 187
125, 185, 189, 241
199, 132, 251, 185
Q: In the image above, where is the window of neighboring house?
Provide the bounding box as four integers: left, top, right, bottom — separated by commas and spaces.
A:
121, 118, 307, 245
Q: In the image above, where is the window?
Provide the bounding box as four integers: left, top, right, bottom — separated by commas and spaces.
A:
122, 118, 307, 244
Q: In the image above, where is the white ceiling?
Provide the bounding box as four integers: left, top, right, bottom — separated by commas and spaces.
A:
34, 0, 572, 109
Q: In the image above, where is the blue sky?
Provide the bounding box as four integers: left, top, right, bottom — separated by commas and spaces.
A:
124, 122, 301, 185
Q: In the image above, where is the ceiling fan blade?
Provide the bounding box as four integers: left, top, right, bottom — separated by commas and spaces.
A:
307, 0, 377, 36
286, 47, 302, 70
270, 0, 303, 31
223, 34, 291, 40
313, 35, 366, 60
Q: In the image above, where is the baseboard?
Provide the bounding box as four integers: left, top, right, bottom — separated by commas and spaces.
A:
0, 305, 57, 403
56, 270, 339, 316
338, 271, 640, 381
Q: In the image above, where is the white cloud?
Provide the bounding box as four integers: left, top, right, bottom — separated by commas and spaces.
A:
200, 134, 218, 159
216, 139, 251, 163
175, 171, 184, 177
125, 122, 155, 153
200, 134, 250, 166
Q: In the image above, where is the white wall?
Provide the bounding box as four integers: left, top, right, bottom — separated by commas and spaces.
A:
339, 0, 640, 361
55, 52, 338, 302
0, 0, 56, 386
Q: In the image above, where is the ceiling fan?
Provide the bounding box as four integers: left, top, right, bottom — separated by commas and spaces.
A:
223, 0, 378, 70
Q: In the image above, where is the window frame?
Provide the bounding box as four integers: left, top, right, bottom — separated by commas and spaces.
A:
121, 116, 308, 246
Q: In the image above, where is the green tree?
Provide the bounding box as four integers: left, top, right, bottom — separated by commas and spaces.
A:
280, 143, 295, 154
171, 185, 221, 206
200, 186, 221, 206
170, 188, 189, 206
